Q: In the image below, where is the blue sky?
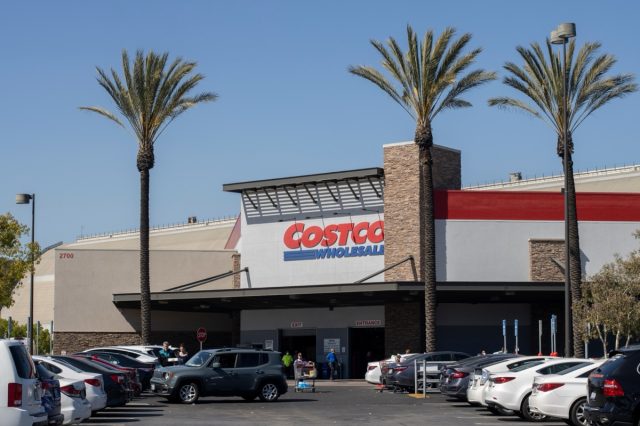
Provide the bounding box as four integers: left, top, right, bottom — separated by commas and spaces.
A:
2, 1, 639, 247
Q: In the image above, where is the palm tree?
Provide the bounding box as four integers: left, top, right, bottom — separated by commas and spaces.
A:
489, 39, 636, 357
81, 50, 217, 344
350, 26, 495, 351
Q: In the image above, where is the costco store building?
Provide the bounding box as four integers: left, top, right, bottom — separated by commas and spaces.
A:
53, 142, 640, 378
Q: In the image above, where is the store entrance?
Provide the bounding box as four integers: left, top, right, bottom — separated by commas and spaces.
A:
349, 327, 385, 379
280, 334, 316, 362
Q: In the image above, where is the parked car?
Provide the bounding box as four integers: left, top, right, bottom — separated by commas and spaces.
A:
150, 348, 287, 403
584, 345, 640, 426
365, 353, 418, 385
381, 351, 470, 392
529, 360, 605, 426
52, 356, 131, 407
467, 355, 554, 413
485, 357, 594, 421
34, 363, 64, 425
34, 356, 108, 413
81, 347, 158, 365
439, 353, 519, 400
0, 339, 48, 426
57, 378, 91, 425
79, 352, 154, 390
74, 355, 142, 396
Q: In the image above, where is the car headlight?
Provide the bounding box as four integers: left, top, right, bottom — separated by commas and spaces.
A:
163, 372, 174, 381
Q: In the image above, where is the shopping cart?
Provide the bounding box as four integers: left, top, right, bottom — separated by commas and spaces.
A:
294, 361, 317, 392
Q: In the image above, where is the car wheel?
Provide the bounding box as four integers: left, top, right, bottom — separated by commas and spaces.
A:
258, 382, 280, 402
520, 394, 548, 422
569, 398, 588, 426
177, 382, 200, 404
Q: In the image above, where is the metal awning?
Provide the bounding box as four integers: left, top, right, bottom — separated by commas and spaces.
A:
113, 281, 564, 313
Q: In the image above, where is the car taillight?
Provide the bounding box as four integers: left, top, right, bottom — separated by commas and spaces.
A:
60, 385, 82, 398
394, 366, 408, 372
493, 377, 516, 384
111, 374, 124, 384
7, 383, 22, 407
537, 383, 564, 392
603, 379, 624, 397
85, 378, 101, 387
367, 365, 377, 371
451, 371, 469, 379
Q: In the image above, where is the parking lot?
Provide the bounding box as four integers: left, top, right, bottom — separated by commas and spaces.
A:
84, 381, 568, 426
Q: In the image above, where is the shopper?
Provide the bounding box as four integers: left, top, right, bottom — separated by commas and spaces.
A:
158, 341, 173, 367
326, 348, 337, 381
176, 343, 189, 364
282, 351, 294, 378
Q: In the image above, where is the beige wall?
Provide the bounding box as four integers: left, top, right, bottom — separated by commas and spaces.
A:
54, 248, 236, 332
1, 249, 56, 327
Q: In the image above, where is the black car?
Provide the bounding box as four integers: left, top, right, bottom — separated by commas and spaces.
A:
150, 348, 288, 403
381, 351, 471, 392
77, 351, 155, 390
584, 345, 640, 426
34, 363, 65, 426
439, 353, 519, 399
52, 355, 131, 406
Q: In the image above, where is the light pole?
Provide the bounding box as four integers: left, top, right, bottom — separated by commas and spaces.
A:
16, 193, 35, 355
550, 23, 576, 357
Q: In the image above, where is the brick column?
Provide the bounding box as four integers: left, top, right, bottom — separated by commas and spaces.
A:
232, 253, 241, 289
385, 302, 421, 355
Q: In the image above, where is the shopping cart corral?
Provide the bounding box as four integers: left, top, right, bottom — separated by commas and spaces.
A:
294, 361, 317, 392
415, 361, 449, 394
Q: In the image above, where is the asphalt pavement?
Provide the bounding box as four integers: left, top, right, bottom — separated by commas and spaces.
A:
84, 380, 568, 425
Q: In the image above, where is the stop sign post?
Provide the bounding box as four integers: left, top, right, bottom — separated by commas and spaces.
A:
196, 327, 207, 351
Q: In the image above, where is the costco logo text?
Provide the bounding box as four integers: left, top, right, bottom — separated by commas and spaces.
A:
283, 221, 384, 261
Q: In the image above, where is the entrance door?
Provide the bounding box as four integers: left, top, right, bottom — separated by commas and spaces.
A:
349, 327, 385, 379
280, 334, 316, 362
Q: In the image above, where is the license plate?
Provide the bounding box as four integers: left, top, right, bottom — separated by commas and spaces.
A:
151, 384, 156, 391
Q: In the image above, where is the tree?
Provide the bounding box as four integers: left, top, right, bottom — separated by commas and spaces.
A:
350, 26, 495, 351
81, 50, 217, 344
0, 213, 34, 310
489, 39, 637, 357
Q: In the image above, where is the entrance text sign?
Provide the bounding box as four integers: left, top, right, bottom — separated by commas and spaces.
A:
323, 338, 340, 353
354, 320, 382, 327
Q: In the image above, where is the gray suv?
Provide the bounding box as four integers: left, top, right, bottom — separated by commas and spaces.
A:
150, 348, 287, 403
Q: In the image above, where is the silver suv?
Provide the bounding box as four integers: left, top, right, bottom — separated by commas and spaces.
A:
150, 348, 288, 403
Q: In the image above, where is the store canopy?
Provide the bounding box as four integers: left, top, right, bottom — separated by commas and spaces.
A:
113, 281, 564, 313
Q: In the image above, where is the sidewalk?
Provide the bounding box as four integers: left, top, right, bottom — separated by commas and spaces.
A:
287, 379, 373, 387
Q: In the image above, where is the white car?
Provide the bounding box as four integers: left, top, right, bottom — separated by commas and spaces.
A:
58, 378, 92, 425
34, 355, 108, 412
528, 360, 605, 426
81, 346, 158, 364
0, 339, 48, 426
467, 356, 554, 409
485, 357, 594, 421
365, 354, 417, 384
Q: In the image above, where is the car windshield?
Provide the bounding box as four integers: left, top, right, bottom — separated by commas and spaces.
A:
509, 360, 545, 372
45, 358, 83, 373
185, 351, 213, 367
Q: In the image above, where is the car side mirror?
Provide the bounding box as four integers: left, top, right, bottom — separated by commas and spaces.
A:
211, 362, 221, 368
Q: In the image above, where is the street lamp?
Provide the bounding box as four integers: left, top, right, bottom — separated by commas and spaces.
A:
551, 22, 576, 357
16, 193, 35, 355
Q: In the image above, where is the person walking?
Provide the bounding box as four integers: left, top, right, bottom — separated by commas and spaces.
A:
326, 348, 337, 381
158, 341, 174, 367
282, 351, 294, 378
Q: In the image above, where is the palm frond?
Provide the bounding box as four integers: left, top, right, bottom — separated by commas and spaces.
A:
78, 106, 125, 127
348, 65, 414, 119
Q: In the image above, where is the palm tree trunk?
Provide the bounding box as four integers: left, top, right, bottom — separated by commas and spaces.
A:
138, 148, 154, 345
416, 123, 437, 352
564, 133, 584, 358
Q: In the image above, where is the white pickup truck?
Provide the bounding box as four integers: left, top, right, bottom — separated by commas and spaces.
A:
0, 339, 48, 426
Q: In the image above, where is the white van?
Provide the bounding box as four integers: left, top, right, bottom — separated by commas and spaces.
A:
0, 339, 48, 426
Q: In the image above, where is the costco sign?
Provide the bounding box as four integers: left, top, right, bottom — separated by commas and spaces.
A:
283, 221, 384, 261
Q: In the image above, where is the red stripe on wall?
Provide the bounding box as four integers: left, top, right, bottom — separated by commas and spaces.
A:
434, 190, 640, 221
224, 216, 242, 249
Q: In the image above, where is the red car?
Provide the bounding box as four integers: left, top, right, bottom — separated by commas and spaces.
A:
73, 355, 142, 397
